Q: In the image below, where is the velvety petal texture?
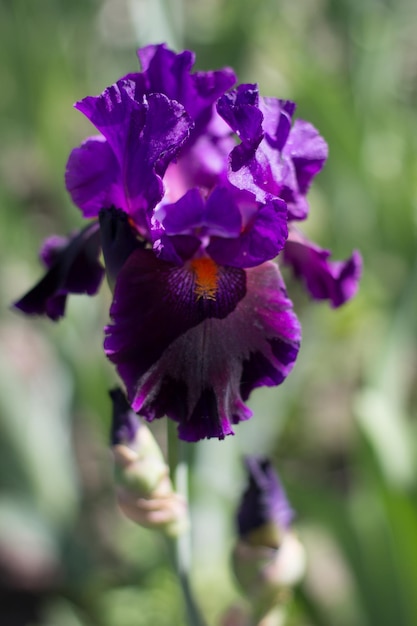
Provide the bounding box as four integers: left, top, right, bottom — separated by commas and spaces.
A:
14, 222, 104, 321
283, 230, 362, 307
104, 249, 247, 395
105, 260, 300, 441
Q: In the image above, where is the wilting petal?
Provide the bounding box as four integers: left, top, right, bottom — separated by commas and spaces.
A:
65, 136, 123, 218
106, 261, 300, 441
283, 230, 362, 307
104, 249, 247, 395
237, 457, 294, 541
14, 222, 104, 321
207, 198, 288, 268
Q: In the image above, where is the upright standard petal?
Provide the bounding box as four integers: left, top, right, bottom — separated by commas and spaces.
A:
14, 222, 104, 321
218, 85, 327, 220
137, 44, 236, 127
105, 259, 300, 441
283, 229, 362, 307
69, 82, 193, 225
110, 44, 236, 196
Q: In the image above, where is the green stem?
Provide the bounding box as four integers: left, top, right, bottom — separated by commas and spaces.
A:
167, 421, 207, 626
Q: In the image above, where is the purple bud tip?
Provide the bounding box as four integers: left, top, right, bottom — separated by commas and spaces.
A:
109, 387, 140, 446
237, 457, 294, 537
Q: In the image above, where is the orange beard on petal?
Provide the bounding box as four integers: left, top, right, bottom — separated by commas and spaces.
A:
190, 257, 219, 301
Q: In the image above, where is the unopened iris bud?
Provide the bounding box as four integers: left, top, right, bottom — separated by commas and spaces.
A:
110, 388, 188, 536
232, 457, 306, 622
237, 457, 294, 549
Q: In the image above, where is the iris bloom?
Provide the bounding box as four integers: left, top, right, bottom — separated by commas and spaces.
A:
14, 44, 361, 441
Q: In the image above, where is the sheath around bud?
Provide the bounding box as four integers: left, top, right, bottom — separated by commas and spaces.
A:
110, 388, 188, 536
232, 534, 306, 621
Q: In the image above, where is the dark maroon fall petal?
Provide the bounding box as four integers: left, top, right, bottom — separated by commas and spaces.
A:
14, 222, 104, 321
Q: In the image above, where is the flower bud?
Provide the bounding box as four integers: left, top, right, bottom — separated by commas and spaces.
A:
232, 458, 306, 621
110, 388, 188, 536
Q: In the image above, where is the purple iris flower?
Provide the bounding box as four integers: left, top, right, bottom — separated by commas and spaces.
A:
14, 44, 361, 441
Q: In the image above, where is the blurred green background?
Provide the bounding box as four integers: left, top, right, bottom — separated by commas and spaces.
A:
1, 0, 417, 624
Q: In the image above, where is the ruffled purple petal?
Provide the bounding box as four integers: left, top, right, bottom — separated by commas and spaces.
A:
14, 222, 104, 321
218, 85, 327, 221
237, 457, 294, 537
207, 198, 288, 268
112, 44, 236, 193
284, 119, 328, 195
137, 44, 236, 125
260, 97, 296, 151
65, 136, 124, 218
283, 230, 362, 307
217, 84, 264, 148
104, 249, 246, 395
106, 260, 300, 441
72, 82, 192, 224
